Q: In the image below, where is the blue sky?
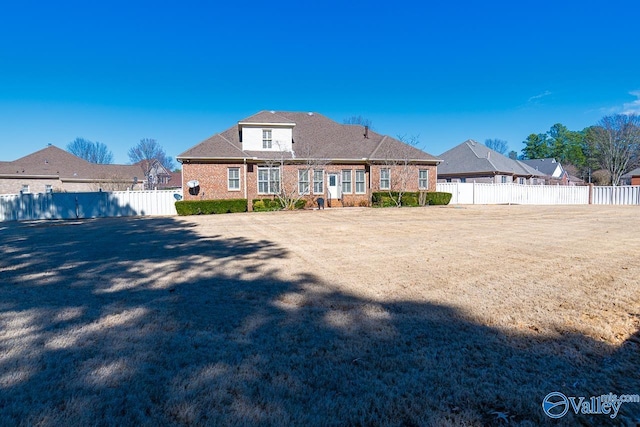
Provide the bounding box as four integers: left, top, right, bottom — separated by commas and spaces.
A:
1, 0, 639, 165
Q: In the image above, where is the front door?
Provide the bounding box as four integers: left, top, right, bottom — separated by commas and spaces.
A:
327, 173, 340, 200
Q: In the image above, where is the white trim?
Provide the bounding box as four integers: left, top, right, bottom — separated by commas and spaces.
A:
341, 169, 352, 194
313, 169, 324, 195
355, 169, 366, 194
227, 167, 241, 191
419, 169, 429, 190
380, 168, 390, 190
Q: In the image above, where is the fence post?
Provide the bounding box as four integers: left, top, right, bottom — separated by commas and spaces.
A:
588, 184, 593, 205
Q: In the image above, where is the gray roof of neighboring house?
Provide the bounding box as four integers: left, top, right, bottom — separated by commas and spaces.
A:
178, 111, 439, 163
621, 167, 640, 178
438, 140, 545, 177
520, 158, 563, 176
0, 145, 144, 181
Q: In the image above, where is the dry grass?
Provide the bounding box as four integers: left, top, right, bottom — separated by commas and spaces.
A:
0, 205, 639, 426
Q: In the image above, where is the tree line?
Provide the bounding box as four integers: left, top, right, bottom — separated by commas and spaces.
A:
67, 137, 176, 171
488, 113, 640, 185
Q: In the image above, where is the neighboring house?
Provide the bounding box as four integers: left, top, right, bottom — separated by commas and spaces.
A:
520, 158, 569, 184
133, 159, 180, 189
437, 140, 546, 184
177, 111, 441, 208
0, 145, 147, 194
621, 167, 640, 186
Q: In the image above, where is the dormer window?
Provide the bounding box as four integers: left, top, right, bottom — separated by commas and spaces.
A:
262, 129, 272, 149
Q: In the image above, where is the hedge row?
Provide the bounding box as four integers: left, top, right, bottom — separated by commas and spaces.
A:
372, 191, 452, 207
252, 198, 307, 212
175, 199, 248, 215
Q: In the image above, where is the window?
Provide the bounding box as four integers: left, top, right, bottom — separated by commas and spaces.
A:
258, 166, 280, 194
501, 176, 507, 183
262, 129, 272, 149
21, 184, 30, 194
419, 170, 429, 190
313, 170, 324, 194
228, 167, 240, 191
45, 185, 53, 193
298, 169, 310, 195
342, 170, 352, 193
355, 170, 366, 194
380, 168, 390, 190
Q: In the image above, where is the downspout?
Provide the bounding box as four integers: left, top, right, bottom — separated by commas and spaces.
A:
244, 158, 249, 211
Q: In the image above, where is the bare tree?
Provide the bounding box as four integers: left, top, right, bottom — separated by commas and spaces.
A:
484, 139, 509, 155
67, 138, 114, 164
378, 134, 421, 207
263, 142, 328, 210
128, 138, 175, 189
343, 115, 374, 129
589, 114, 640, 185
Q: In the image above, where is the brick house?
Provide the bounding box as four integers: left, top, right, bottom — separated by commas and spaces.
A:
0, 145, 181, 194
437, 140, 547, 184
177, 111, 441, 209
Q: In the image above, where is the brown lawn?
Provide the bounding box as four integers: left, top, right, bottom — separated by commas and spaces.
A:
1, 205, 639, 426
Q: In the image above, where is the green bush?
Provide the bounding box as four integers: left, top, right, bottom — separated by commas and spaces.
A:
372, 192, 420, 207
371, 191, 451, 207
425, 192, 452, 205
175, 199, 247, 215
251, 198, 307, 212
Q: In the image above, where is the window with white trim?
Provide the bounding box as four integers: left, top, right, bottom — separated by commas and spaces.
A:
298, 169, 310, 195
313, 170, 324, 194
21, 184, 30, 194
45, 184, 53, 193
228, 167, 240, 191
258, 166, 280, 194
419, 169, 429, 190
355, 170, 366, 194
380, 168, 390, 190
262, 129, 272, 149
341, 170, 352, 193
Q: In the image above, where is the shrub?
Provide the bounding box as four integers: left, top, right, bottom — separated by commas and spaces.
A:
252, 198, 306, 212
371, 191, 451, 207
372, 192, 420, 207
175, 199, 247, 215
425, 192, 452, 205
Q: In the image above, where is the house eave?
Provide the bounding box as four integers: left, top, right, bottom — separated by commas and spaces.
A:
237, 122, 296, 127
0, 174, 59, 179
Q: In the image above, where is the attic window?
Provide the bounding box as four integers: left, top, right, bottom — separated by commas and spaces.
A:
262, 129, 272, 149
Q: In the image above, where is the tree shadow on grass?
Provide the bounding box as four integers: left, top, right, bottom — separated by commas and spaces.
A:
0, 217, 638, 426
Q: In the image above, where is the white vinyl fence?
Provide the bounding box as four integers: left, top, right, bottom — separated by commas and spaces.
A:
591, 185, 640, 205
437, 183, 640, 205
0, 190, 182, 222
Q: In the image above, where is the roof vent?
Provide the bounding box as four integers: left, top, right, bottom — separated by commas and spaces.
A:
487, 152, 490, 159
364, 125, 369, 139
270, 110, 275, 114
308, 112, 314, 116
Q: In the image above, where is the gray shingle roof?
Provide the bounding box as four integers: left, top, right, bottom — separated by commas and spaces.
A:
520, 158, 562, 176
178, 111, 439, 163
438, 140, 545, 177
0, 145, 143, 181
621, 167, 640, 178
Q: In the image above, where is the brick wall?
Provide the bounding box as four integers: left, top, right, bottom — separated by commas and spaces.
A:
182, 162, 438, 209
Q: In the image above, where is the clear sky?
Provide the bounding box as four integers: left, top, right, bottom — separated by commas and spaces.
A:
1, 0, 639, 165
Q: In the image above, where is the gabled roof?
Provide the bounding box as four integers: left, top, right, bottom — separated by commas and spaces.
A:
0, 145, 143, 181
178, 111, 439, 163
621, 167, 640, 178
438, 140, 545, 177
520, 158, 563, 177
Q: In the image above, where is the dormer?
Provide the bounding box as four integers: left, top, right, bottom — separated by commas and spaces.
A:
238, 120, 296, 153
